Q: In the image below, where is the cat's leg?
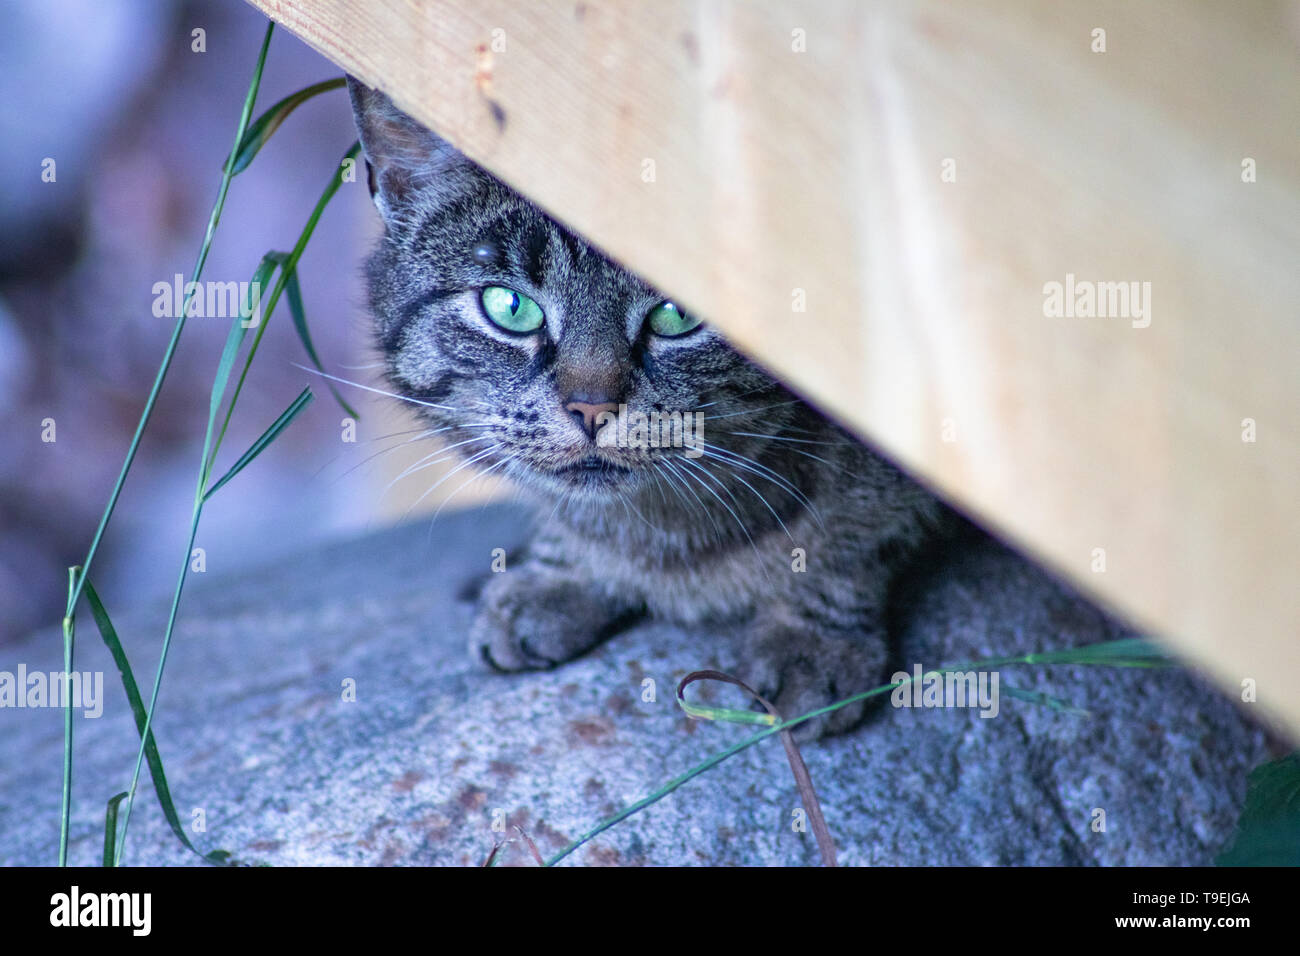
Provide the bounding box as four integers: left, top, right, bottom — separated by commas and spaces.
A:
743, 548, 901, 742
469, 556, 645, 672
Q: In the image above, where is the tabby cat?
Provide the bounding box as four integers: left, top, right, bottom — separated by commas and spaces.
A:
348, 78, 945, 739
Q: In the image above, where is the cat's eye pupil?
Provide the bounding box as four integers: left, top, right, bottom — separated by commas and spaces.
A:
481, 285, 544, 334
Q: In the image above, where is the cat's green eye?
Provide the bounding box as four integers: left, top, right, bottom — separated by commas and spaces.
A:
647, 301, 701, 337
481, 286, 545, 333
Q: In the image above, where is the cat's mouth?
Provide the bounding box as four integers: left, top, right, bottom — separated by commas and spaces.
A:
551, 454, 633, 488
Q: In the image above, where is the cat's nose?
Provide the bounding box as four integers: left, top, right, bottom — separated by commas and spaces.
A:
564, 397, 620, 439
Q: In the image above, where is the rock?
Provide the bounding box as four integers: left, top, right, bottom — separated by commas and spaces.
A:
0, 504, 1271, 866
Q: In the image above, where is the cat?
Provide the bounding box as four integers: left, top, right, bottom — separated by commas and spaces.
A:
348, 78, 947, 740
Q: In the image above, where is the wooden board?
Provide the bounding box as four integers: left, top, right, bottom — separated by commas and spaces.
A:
247, 0, 1300, 735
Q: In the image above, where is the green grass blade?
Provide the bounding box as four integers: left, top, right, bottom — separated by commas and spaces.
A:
677, 699, 776, 726
101, 792, 128, 868
82, 578, 227, 864
58, 20, 273, 866
58, 567, 77, 865
676, 669, 837, 865
63, 20, 273, 621
942, 637, 1177, 674
1001, 685, 1091, 717
210, 141, 362, 465
225, 77, 346, 175
202, 254, 280, 485
1017, 637, 1175, 668
269, 251, 359, 418
548, 637, 1170, 865
115, 145, 358, 866
1218, 752, 1300, 865
109, 27, 280, 863
203, 387, 315, 501
209, 255, 279, 418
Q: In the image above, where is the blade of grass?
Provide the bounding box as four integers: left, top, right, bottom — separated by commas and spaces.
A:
63, 20, 273, 620
678, 669, 837, 866
225, 77, 345, 175
57, 19, 274, 866
1217, 752, 1300, 865
58, 567, 77, 866
114, 146, 358, 865
200, 255, 280, 489
203, 387, 314, 501
547, 636, 1172, 865
209, 141, 362, 464
1001, 685, 1090, 716
102, 792, 128, 868
83, 578, 227, 864
944, 637, 1176, 672
269, 251, 358, 418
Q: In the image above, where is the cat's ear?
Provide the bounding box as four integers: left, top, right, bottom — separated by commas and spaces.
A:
346, 76, 468, 223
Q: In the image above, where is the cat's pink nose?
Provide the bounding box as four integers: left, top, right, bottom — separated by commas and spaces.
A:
564, 399, 619, 439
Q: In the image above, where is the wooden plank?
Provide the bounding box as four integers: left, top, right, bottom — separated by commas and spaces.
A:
248, 0, 1300, 734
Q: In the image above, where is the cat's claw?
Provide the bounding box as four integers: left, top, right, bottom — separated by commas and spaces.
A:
468, 566, 641, 673
746, 625, 887, 742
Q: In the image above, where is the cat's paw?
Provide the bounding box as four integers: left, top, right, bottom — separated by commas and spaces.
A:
745, 624, 888, 742
468, 566, 642, 672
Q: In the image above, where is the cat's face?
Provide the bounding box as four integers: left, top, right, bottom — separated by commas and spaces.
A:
350, 80, 780, 503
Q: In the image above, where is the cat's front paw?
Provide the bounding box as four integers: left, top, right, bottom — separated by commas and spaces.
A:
469, 566, 642, 672
745, 624, 888, 742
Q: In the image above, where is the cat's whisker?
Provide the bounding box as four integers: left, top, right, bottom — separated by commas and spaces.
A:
384, 434, 498, 493
693, 453, 795, 543
699, 442, 823, 525
389, 432, 495, 477
724, 431, 851, 472
740, 420, 827, 438
404, 443, 504, 521
676, 457, 761, 556
701, 398, 804, 423
613, 482, 665, 535
691, 383, 780, 412
306, 426, 435, 485
784, 446, 851, 472
431, 451, 515, 524
290, 362, 461, 413
658, 458, 724, 545
726, 430, 844, 448
547, 479, 573, 523
695, 448, 822, 534
329, 424, 494, 485
646, 461, 671, 510
677, 458, 776, 586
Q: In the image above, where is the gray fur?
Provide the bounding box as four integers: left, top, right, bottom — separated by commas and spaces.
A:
349, 78, 946, 739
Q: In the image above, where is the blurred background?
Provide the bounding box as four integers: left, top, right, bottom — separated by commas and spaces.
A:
0, 0, 503, 643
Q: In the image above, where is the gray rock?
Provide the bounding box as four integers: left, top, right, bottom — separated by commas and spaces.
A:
0, 504, 1271, 866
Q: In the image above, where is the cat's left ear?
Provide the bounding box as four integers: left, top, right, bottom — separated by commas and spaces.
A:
346, 76, 470, 224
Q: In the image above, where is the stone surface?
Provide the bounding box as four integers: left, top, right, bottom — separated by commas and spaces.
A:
0, 504, 1272, 866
